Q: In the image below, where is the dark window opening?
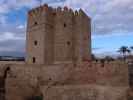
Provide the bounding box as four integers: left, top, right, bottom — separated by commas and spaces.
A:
49, 78, 52, 80
33, 57, 36, 63
34, 22, 38, 25
6, 67, 10, 72
67, 41, 71, 45
34, 40, 38, 46
64, 23, 66, 27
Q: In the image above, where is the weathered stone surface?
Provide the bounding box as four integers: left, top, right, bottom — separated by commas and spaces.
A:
3, 61, 129, 100
42, 85, 128, 100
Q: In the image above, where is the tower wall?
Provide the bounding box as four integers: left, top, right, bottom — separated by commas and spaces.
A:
26, 6, 46, 64
80, 10, 91, 61
26, 5, 55, 64
43, 7, 55, 65
73, 10, 91, 65
54, 7, 74, 63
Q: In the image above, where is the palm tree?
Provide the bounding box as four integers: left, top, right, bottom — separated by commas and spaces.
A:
131, 46, 133, 50
130, 46, 133, 54
127, 49, 131, 55
118, 46, 129, 60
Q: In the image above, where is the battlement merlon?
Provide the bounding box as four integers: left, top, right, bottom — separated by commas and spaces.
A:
78, 9, 91, 21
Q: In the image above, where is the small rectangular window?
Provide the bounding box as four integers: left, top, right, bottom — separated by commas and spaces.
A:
64, 23, 66, 27
34, 21, 38, 25
34, 40, 38, 46
33, 57, 36, 63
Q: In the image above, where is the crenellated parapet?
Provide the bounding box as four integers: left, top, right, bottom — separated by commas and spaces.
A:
27, 4, 91, 31
28, 4, 90, 20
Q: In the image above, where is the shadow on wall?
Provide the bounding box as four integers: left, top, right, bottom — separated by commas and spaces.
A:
0, 66, 11, 100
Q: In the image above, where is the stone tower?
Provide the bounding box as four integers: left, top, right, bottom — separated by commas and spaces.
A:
26, 4, 91, 65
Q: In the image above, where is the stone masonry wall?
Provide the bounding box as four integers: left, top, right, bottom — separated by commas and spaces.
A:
42, 85, 128, 100
92, 61, 129, 86
0, 61, 128, 100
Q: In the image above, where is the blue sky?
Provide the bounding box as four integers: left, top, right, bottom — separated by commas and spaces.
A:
0, 0, 132, 57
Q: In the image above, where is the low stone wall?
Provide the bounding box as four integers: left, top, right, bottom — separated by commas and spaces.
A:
92, 61, 129, 86
0, 61, 128, 100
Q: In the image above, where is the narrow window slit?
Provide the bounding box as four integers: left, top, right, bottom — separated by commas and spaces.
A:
33, 57, 36, 63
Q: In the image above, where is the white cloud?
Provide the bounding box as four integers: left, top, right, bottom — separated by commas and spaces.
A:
0, 32, 24, 42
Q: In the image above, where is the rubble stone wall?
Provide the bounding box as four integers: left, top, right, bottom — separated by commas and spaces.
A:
0, 61, 128, 100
